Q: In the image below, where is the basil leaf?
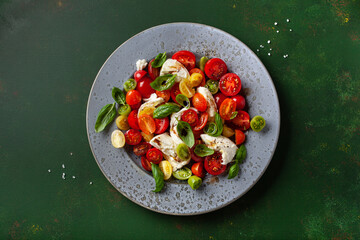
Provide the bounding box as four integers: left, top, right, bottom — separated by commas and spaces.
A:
177, 121, 195, 148
153, 103, 181, 119
228, 163, 239, 179
194, 144, 214, 157
176, 94, 190, 109
230, 111, 238, 120
111, 87, 126, 105
94, 103, 117, 132
213, 113, 223, 136
151, 163, 164, 192
151, 52, 167, 68
235, 144, 247, 164
204, 122, 218, 136
150, 74, 176, 91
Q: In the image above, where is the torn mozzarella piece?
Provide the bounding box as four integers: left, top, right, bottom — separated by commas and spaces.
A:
136, 59, 147, 70
200, 134, 237, 165
160, 59, 190, 83
169, 107, 198, 147
197, 87, 217, 119
138, 93, 164, 117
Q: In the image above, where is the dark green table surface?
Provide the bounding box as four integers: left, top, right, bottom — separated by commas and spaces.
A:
1, 0, 359, 239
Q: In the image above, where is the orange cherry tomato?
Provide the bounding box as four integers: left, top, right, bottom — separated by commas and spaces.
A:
191, 162, 205, 178
235, 130, 246, 145
219, 98, 237, 120
189, 68, 206, 86
138, 114, 156, 135
156, 90, 170, 102
192, 93, 207, 112
193, 112, 209, 131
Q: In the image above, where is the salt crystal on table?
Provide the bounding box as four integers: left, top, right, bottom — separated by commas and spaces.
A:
70, 152, 73, 156
72, 176, 76, 179
290, 29, 293, 32
260, 45, 264, 48
274, 22, 278, 25
62, 173, 66, 179
89, 182, 93, 185
256, 49, 259, 52
276, 30, 279, 33
62, 164, 65, 169
287, 19, 290, 22
270, 48, 272, 51
48, 169, 51, 173
267, 40, 271, 44
268, 53, 271, 56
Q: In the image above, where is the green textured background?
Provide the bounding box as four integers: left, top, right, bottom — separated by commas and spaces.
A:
1, 0, 359, 239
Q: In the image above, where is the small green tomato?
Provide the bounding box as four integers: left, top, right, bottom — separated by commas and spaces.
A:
250, 115, 266, 132
188, 175, 202, 190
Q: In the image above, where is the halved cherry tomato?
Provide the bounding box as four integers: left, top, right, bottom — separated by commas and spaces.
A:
172, 50, 196, 71
204, 151, 226, 175
232, 111, 250, 131
189, 68, 206, 86
232, 95, 246, 110
128, 110, 140, 130
193, 112, 209, 131
192, 162, 205, 178
154, 117, 169, 134
126, 90, 142, 105
170, 83, 181, 103
192, 93, 207, 112
134, 70, 147, 81
148, 59, 160, 80
192, 129, 203, 140
204, 58, 228, 80
214, 92, 227, 109
138, 114, 156, 135
156, 90, 170, 102
235, 130, 246, 145
219, 73, 241, 96
129, 102, 141, 110
190, 144, 205, 162
181, 109, 199, 127
137, 76, 155, 98
219, 98, 237, 120
141, 156, 152, 171
124, 129, 142, 145
146, 148, 163, 164
133, 142, 151, 156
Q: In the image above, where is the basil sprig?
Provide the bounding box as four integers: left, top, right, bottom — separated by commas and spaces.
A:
111, 87, 126, 105
150, 74, 176, 91
94, 103, 117, 132
228, 164, 240, 179
176, 94, 190, 109
151, 52, 167, 68
151, 163, 164, 192
177, 121, 195, 148
228, 145, 247, 179
194, 144, 214, 157
153, 103, 181, 119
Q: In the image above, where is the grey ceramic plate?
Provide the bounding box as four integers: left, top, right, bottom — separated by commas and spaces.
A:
86, 22, 280, 215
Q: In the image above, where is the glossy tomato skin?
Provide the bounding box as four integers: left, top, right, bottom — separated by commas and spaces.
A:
141, 156, 152, 171
235, 130, 246, 145
192, 162, 205, 178
219, 73, 241, 96
170, 83, 181, 103
129, 102, 141, 110
232, 95, 246, 110
138, 114, 156, 135
148, 59, 160, 80
189, 68, 206, 86
219, 98, 237, 120
232, 110, 250, 131
192, 129, 203, 140
146, 148, 163, 164
192, 93, 207, 112
133, 142, 151, 156
154, 117, 169, 134
128, 110, 140, 130
214, 92, 227, 109
156, 90, 170, 102
124, 129, 142, 145
172, 50, 196, 71
181, 109, 199, 127
137, 76, 155, 98
204, 58, 228, 80
193, 112, 209, 131
134, 70, 147, 81
190, 144, 205, 162
204, 151, 226, 175
126, 90, 142, 105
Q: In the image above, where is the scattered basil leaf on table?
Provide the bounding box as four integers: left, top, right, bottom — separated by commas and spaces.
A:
151, 163, 164, 192
151, 52, 167, 68
150, 74, 176, 91
227, 163, 239, 179
194, 144, 214, 157
94, 103, 117, 132
177, 121, 195, 148
235, 144, 247, 164
153, 103, 181, 119
176, 94, 190, 108
111, 87, 126, 105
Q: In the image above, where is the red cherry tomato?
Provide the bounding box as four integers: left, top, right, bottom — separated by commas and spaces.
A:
124, 129, 142, 145
232, 111, 250, 131
129, 102, 141, 110
128, 110, 140, 130
138, 114, 156, 135
193, 112, 209, 131
181, 109, 199, 127
134, 70, 147, 82
231, 95, 246, 110
190, 144, 205, 162
154, 117, 169, 134
219, 73, 241, 96
170, 83, 181, 103
219, 98, 237, 120
204, 151, 226, 175
189, 68, 206, 86
172, 50, 196, 71
137, 76, 155, 98
141, 156, 152, 171
235, 130, 246, 145
192, 93, 207, 112
192, 129, 203, 140
146, 148, 163, 164
156, 90, 170, 102
148, 59, 160, 80
126, 90, 142, 105
192, 162, 205, 178
133, 142, 151, 156
204, 58, 228, 80
214, 92, 227, 109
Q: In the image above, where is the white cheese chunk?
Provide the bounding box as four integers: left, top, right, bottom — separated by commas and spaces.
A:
197, 87, 217, 119
136, 59, 147, 71
200, 134, 237, 165
138, 93, 164, 117
160, 59, 190, 83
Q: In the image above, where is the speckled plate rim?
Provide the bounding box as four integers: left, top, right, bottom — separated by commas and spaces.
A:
86, 22, 281, 216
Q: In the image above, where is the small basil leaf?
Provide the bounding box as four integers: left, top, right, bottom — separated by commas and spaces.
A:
176, 94, 190, 109
153, 103, 181, 119
150, 74, 177, 91
151, 163, 164, 192
94, 103, 117, 132
204, 122, 218, 136
213, 113, 223, 136
230, 111, 238, 120
194, 144, 214, 157
235, 145, 247, 164
111, 87, 126, 105
228, 163, 239, 179
177, 121, 195, 148
151, 52, 167, 68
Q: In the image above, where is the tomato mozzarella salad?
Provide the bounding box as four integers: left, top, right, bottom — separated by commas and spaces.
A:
95, 50, 266, 192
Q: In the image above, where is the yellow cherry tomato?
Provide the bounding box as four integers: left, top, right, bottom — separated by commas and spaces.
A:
115, 115, 130, 131
222, 124, 235, 137
159, 160, 172, 180
111, 130, 125, 148
189, 73, 203, 87
141, 131, 153, 142
179, 79, 195, 98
